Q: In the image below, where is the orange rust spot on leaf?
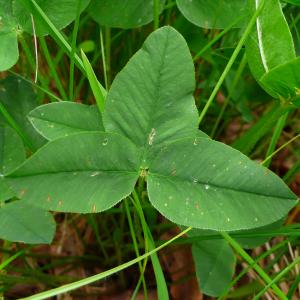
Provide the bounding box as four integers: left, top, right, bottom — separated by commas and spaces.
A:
92, 204, 97, 213
58, 201, 63, 206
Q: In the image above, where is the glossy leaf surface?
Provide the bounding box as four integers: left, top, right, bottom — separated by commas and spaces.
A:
147, 137, 297, 231
88, 0, 165, 28
7, 132, 140, 213
104, 26, 198, 164
176, 0, 247, 29
29, 102, 104, 140
0, 201, 55, 244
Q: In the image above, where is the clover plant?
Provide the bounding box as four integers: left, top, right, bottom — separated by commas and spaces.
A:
6, 27, 297, 233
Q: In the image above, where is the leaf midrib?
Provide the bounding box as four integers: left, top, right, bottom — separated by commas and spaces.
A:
9, 169, 139, 178
148, 172, 296, 201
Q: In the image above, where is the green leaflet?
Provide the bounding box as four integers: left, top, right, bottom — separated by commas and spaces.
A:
245, 0, 295, 97
7, 132, 140, 213
0, 126, 25, 201
0, 0, 90, 70
104, 26, 198, 165
88, 0, 165, 29
0, 201, 55, 244
190, 229, 236, 297
13, 0, 90, 36
7, 26, 297, 232
0, 32, 19, 72
28, 102, 104, 141
260, 57, 300, 101
176, 0, 247, 29
0, 1, 19, 71
147, 137, 296, 231
0, 76, 45, 149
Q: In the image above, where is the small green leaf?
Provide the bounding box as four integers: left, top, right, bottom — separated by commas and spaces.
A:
13, 0, 90, 36
0, 1, 19, 71
7, 132, 140, 213
0, 75, 46, 149
176, 0, 247, 29
245, 0, 295, 96
29, 102, 104, 140
0, 201, 55, 244
104, 26, 198, 164
190, 229, 235, 297
0, 32, 19, 71
260, 57, 300, 101
88, 0, 165, 28
147, 137, 297, 231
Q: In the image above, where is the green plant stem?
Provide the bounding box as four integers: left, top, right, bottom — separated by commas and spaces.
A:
211, 53, 247, 138
221, 232, 288, 300
261, 133, 300, 166
218, 238, 292, 300
22, 227, 191, 300
124, 199, 148, 299
198, 0, 266, 126
69, 0, 82, 101
8, 71, 62, 102
24, 0, 86, 75
284, 155, 300, 184
233, 103, 291, 155
287, 272, 300, 299
39, 37, 68, 101
153, 0, 160, 30
131, 190, 169, 300
19, 37, 48, 95
88, 215, 109, 261
105, 27, 111, 88
0, 249, 26, 271
193, 16, 243, 61
263, 112, 289, 167
253, 256, 300, 299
